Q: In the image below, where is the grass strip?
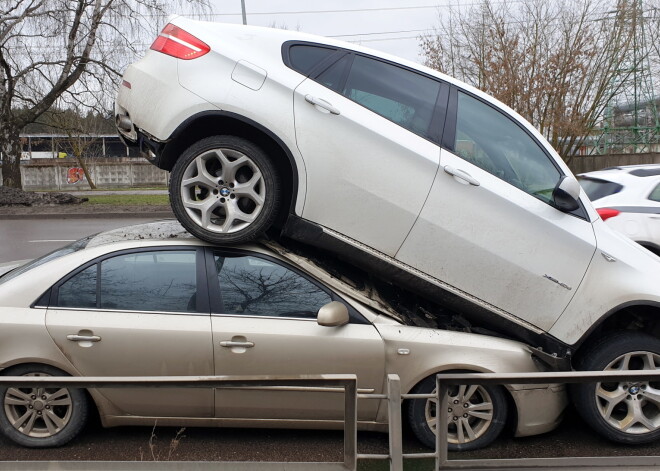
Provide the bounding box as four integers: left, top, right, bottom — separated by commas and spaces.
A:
83, 194, 170, 205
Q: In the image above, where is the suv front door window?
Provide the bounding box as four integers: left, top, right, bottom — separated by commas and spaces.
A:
396, 88, 596, 330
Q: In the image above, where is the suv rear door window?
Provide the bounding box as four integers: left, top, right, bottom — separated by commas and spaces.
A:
337, 55, 441, 140
288, 45, 337, 75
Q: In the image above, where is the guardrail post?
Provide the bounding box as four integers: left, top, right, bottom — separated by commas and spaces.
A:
344, 379, 358, 471
436, 376, 449, 470
387, 374, 403, 471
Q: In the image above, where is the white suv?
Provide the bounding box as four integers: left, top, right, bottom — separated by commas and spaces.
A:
116, 18, 660, 445
579, 165, 660, 256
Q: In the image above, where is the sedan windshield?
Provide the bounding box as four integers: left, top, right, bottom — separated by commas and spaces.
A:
0, 235, 94, 286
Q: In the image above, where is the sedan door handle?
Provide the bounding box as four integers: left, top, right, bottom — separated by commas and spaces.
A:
304, 94, 341, 115
443, 165, 480, 186
67, 334, 101, 342
220, 341, 255, 348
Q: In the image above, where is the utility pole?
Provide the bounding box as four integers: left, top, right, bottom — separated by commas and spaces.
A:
241, 0, 247, 25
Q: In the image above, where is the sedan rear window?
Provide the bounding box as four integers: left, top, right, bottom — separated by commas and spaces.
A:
578, 177, 623, 201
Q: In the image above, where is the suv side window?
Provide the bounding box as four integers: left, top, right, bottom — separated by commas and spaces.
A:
212, 254, 331, 318
650, 183, 660, 202
322, 55, 441, 140
288, 45, 337, 75
455, 91, 562, 204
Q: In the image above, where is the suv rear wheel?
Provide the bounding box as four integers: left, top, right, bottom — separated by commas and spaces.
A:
170, 135, 281, 244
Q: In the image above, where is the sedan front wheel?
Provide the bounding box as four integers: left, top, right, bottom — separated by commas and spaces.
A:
407, 374, 507, 451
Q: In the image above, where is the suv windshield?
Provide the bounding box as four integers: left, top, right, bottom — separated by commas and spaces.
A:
0, 235, 94, 286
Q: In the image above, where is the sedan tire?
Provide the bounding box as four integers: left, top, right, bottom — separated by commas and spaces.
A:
572, 331, 660, 444
407, 374, 507, 451
170, 135, 281, 244
0, 364, 89, 448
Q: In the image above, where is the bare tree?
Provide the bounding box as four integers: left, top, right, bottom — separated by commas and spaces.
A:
0, 0, 208, 189
420, 0, 637, 161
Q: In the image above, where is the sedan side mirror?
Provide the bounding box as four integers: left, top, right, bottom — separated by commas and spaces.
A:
317, 301, 349, 327
552, 175, 581, 212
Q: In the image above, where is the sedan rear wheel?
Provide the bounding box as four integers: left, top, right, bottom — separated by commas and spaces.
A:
408, 374, 507, 451
0, 365, 88, 448
573, 331, 660, 444
170, 136, 280, 244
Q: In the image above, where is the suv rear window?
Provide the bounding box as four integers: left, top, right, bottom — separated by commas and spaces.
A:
649, 183, 660, 202
578, 177, 623, 201
288, 45, 336, 75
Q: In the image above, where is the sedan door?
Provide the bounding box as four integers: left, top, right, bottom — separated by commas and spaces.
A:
45, 248, 214, 417
207, 250, 385, 422
293, 51, 446, 256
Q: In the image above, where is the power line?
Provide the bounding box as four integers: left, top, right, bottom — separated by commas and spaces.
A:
147, 1, 526, 18
328, 28, 432, 38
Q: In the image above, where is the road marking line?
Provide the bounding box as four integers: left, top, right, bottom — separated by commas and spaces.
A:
28, 240, 76, 243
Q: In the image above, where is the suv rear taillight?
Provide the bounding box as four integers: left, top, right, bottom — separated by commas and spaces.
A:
150, 23, 210, 60
597, 208, 621, 221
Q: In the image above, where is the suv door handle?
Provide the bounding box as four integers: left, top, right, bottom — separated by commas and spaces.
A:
305, 95, 341, 115
67, 334, 101, 342
220, 341, 255, 348
443, 165, 480, 186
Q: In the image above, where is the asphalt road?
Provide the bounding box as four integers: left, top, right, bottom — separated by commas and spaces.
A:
0, 217, 167, 263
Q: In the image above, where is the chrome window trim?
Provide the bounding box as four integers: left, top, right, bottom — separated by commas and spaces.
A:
210, 312, 318, 322
45, 306, 209, 317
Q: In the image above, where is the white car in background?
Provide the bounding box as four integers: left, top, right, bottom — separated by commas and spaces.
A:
115, 19, 660, 445
579, 165, 660, 256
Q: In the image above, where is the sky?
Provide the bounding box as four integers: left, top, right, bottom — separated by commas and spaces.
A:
175, 0, 457, 64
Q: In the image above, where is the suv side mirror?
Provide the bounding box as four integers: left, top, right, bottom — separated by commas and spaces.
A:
317, 301, 349, 327
552, 175, 581, 212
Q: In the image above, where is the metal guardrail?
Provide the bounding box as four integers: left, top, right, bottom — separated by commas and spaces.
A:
432, 370, 660, 470
1, 371, 660, 470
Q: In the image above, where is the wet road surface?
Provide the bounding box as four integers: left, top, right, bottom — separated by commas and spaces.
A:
1, 407, 658, 468
0, 218, 166, 262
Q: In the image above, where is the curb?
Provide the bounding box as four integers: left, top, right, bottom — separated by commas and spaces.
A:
0, 211, 175, 220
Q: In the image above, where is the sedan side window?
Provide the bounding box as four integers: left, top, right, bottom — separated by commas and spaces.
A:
57, 265, 97, 309
98, 250, 197, 312
213, 254, 331, 318
455, 92, 562, 204
335, 55, 441, 140
649, 183, 660, 202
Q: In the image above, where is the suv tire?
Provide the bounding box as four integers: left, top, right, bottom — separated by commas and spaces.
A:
572, 331, 660, 444
170, 135, 281, 244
